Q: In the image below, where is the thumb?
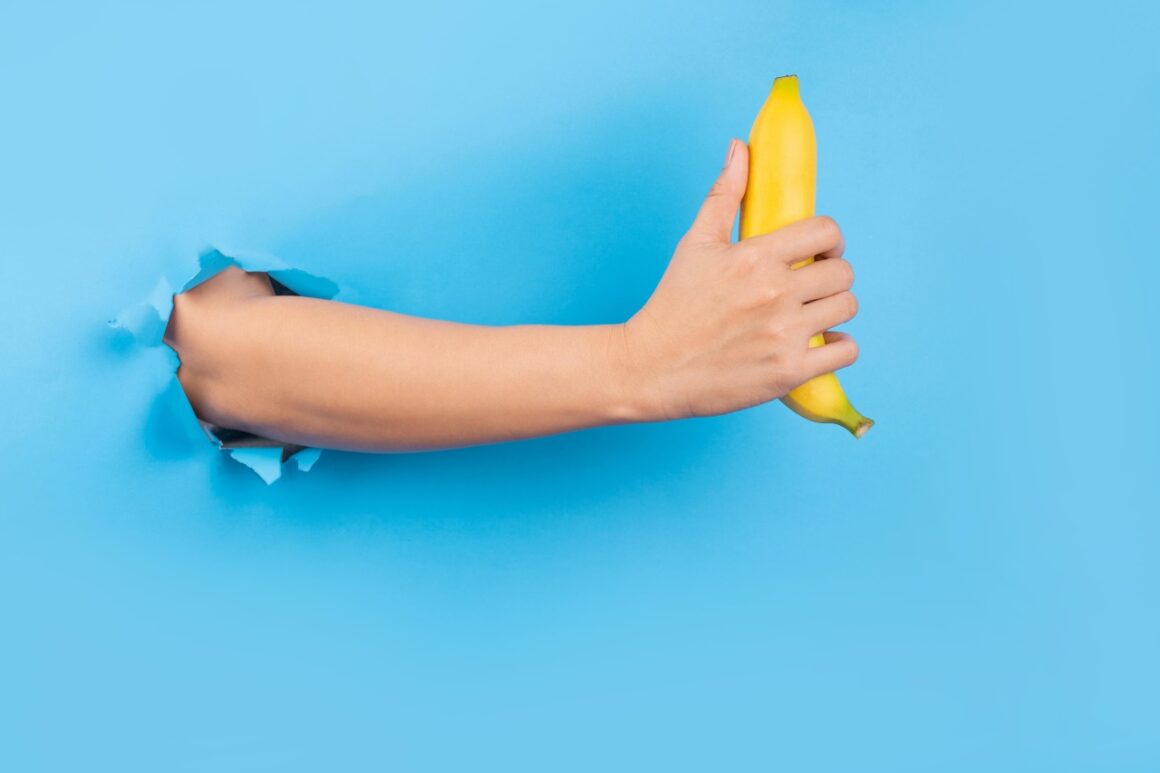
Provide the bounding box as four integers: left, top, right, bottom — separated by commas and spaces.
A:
688, 139, 748, 243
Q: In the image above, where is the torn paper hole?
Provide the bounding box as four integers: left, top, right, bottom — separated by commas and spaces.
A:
111, 247, 349, 483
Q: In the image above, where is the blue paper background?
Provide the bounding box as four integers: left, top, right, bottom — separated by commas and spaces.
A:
2, 1, 1158, 770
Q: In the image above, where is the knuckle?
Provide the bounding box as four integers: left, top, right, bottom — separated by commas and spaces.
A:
766, 280, 795, 309
175, 364, 213, 418
766, 318, 791, 347
168, 291, 189, 323
736, 244, 761, 268
165, 292, 196, 349
178, 365, 240, 429
725, 248, 760, 282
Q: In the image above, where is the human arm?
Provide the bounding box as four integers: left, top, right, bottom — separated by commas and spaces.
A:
163, 140, 859, 453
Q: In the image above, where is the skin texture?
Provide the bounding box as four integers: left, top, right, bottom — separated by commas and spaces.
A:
163, 139, 859, 453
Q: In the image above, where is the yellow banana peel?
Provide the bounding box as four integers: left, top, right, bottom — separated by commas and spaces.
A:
740, 75, 873, 438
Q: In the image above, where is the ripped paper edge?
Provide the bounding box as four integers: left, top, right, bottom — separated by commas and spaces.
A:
110, 246, 348, 483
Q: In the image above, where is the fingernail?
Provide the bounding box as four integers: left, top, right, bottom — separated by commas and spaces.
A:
725, 139, 738, 168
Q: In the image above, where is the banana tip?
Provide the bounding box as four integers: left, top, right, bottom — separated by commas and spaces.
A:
852, 418, 874, 439
773, 74, 800, 91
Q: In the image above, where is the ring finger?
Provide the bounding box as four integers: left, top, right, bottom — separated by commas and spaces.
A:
792, 257, 854, 302
801, 291, 858, 334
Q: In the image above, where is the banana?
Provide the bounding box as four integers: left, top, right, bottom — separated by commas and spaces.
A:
740, 75, 873, 438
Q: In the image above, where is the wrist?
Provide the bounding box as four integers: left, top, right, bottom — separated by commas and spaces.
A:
598, 320, 665, 425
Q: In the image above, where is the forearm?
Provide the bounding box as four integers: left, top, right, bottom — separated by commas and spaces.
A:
163, 140, 862, 455
168, 280, 647, 452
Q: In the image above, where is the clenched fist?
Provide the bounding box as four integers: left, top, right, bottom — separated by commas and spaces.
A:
618, 139, 860, 422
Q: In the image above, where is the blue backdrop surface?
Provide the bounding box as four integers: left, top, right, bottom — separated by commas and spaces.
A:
2, 1, 1158, 770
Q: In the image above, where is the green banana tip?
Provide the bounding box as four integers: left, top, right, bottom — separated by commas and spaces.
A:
773, 74, 800, 92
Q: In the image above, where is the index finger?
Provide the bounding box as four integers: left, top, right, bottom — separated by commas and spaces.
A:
738, 215, 845, 265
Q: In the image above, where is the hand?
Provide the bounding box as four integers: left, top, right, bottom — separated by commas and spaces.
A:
619, 139, 859, 422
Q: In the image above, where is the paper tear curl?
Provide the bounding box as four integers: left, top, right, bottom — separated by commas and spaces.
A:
111, 247, 350, 483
